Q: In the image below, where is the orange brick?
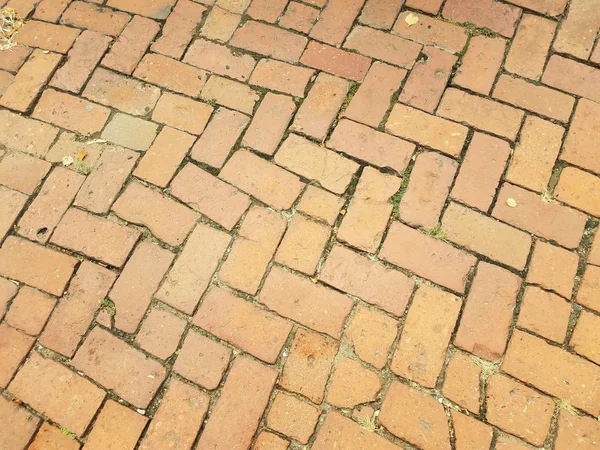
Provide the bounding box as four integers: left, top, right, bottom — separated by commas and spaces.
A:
0, 153, 49, 196
554, 166, 600, 216
495, 435, 537, 449
216, 0, 251, 13
184, 37, 256, 81
442, 202, 532, 270
15, 20, 80, 53
45, 132, 103, 168
199, 6, 240, 42
577, 265, 600, 312
452, 411, 494, 450
106, 0, 176, 19
443, 0, 520, 37
321, 243, 414, 316
153, 92, 213, 135
589, 232, 600, 266
136, 307, 186, 359
313, 411, 398, 450
543, 55, 600, 103
392, 284, 461, 387
0, 70, 13, 95
453, 35, 507, 95
405, 0, 443, 13
170, 163, 251, 230
297, 185, 344, 225
399, 46, 456, 112
0, 187, 25, 242
555, 408, 600, 449
380, 222, 476, 293
267, 392, 320, 443
0, 323, 34, 388
327, 356, 381, 408
503, 0, 566, 15
249, 58, 314, 98
0, 110, 58, 157
29, 422, 80, 450
300, 41, 371, 81
231, 20, 307, 62
571, 311, 600, 364
83, 400, 147, 450
254, 432, 289, 450
399, 151, 457, 229
291, 73, 349, 138
393, 11, 468, 54
443, 351, 482, 413
279, 328, 338, 403
309, 0, 364, 46
505, 14, 556, 80
279, 1, 319, 33
493, 183, 587, 250
527, 241, 578, 299
61, 1, 129, 35
201, 75, 259, 114
260, 267, 353, 338
561, 99, 600, 175
553, 0, 600, 59
151, 0, 206, 59
247, 0, 287, 22
101, 113, 159, 151
0, 46, 30, 72
386, 103, 468, 157
359, 0, 404, 29
517, 286, 571, 343
0, 278, 17, 322
134, 53, 207, 97
5, 287, 55, 336
34, 0, 72, 21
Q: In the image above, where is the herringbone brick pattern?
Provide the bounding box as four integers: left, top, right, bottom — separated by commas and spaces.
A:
1, 0, 600, 448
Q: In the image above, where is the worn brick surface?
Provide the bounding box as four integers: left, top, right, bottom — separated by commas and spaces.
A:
267, 391, 320, 443
243, 92, 295, 155
453, 35, 506, 95
84, 400, 148, 450
443, 351, 482, 413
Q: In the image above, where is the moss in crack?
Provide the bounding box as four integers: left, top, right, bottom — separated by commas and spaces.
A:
100, 297, 116, 316
425, 223, 446, 240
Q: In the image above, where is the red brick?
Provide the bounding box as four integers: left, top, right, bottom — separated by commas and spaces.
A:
0, 70, 13, 95
275, 213, 329, 275
571, 310, 600, 365
380, 381, 451, 450
393, 11, 468, 54
139, 378, 209, 450
30, 422, 80, 450
405, 0, 443, 13
346, 305, 397, 369
101, 113, 159, 151
0, 323, 34, 387
0, 187, 26, 242
5, 286, 55, 336
197, 357, 277, 449
199, 6, 241, 42
33, 89, 110, 136
392, 284, 461, 386
110, 241, 174, 333
45, 132, 105, 168
443, 351, 482, 413
136, 307, 186, 359
106, 0, 176, 19
201, 75, 259, 115
0, 236, 77, 296
328, 356, 381, 408
505, 14, 556, 80
314, 411, 398, 450
156, 222, 230, 314
555, 166, 600, 217
250, 58, 314, 98
276, 134, 359, 194
17, 167, 84, 243
453, 35, 507, 95
518, 286, 570, 343
400, 46, 456, 112
553, 0, 600, 59
592, 41, 600, 64
171, 163, 250, 230
451, 133, 510, 211
279, 1, 318, 33
61, 1, 129, 35
34, 0, 73, 22
487, 374, 554, 445
504, 0, 566, 15
380, 222, 476, 293
400, 151, 457, 229
328, 118, 414, 173
216, 0, 251, 14
174, 329, 231, 389
83, 68, 161, 116
443, 0, 520, 37
153, 92, 213, 135
0, 395, 39, 449
261, 266, 353, 338
359, 0, 404, 29
300, 41, 371, 82
0, 46, 31, 72
279, 328, 338, 402
0, 110, 59, 157
452, 412, 494, 450
0, 152, 50, 195
83, 400, 147, 450
493, 183, 586, 249
344, 62, 405, 128
242, 92, 296, 155
543, 55, 600, 103
528, 241, 578, 299
267, 391, 320, 443
578, 265, 600, 312
438, 88, 524, 140
102, 16, 160, 75
184, 37, 256, 81
151, 0, 206, 59
254, 432, 289, 450
310, 0, 364, 46
297, 185, 344, 225
231, 20, 307, 62
321, 243, 413, 316
0, 278, 18, 321
0, 49, 61, 112
220, 149, 304, 209
556, 411, 600, 449
10, 352, 105, 435
15, 20, 80, 53
589, 232, 600, 266
386, 103, 467, 157
247, 0, 287, 22
442, 202, 532, 269
134, 53, 207, 97
561, 99, 600, 175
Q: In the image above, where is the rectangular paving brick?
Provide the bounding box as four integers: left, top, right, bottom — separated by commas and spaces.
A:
102, 16, 160, 75
4, 286, 55, 336
542, 55, 600, 103
219, 206, 286, 295
231, 20, 307, 62
107, 0, 176, 19
553, 0, 600, 59
310, 0, 364, 46
297, 186, 344, 226
40, 261, 116, 357
73, 327, 166, 408
0, 323, 34, 387
45, 132, 104, 168
386, 103, 468, 157
184, 37, 256, 82
151, 0, 206, 59
453, 35, 506, 95
197, 357, 277, 449
15, 20, 80, 53
504, 0, 566, 15
393, 11, 468, 54
170, 163, 251, 230
134, 53, 208, 97
344, 62, 406, 128
560, 99, 600, 175
300, 41, 372, 82
51, 208, 140, 267
110, 241, 174, 333
61, 1, 129, 36
314, 412, 399, 450
554, 166, 600, 217
194, 287, 293, 363
17, 167, 84, 243
50, 31, 112, 94
153, 92, 213, 135
243, 92, 296, 156
84, 400, 148, 450
291, 73, 349, 139
201, 75, 259, 115
156, 222, 231, 314
360, 0, 404, 29
0, 49, 61, 112
199, 6, 241, 42
443, 0, 520, 38
9, 352, 105, 435
220, 149, 305, 210
0, 110, 59, 157
380, 222, 476, 293
260, 266, 353, 338
34, 0, 72, 21
250, 58, 314, 98
279, 1, 319, 33
0, 236, 77, 296
101, 113, 159, 151
134, 127, 195, 187
0, 396, 39, 450
1, 187, 27, 244
391, 284, 461, 387
0, 46, 31, 72
405, 0, 443, 13
442, 202, 532, 270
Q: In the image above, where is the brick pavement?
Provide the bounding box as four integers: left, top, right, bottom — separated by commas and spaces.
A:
0, 0, 599, 448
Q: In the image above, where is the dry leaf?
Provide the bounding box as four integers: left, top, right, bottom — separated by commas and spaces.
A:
77, 150, 87, 161
62, 156, 74, 167
405, 13, 419, 27
506, 198, 517, 207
